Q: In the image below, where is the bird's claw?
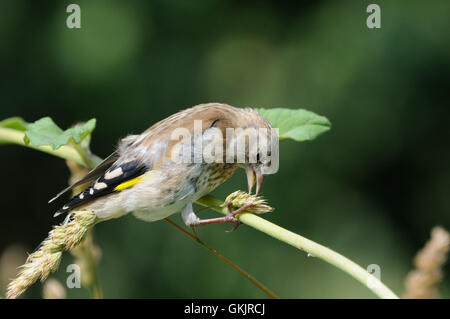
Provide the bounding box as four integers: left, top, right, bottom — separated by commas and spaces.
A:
224, 200, 254, 232
226, 220, 242, 232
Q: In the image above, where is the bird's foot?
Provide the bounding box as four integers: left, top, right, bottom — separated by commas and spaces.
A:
224, 200, 254, 232
192, 200, 254, 232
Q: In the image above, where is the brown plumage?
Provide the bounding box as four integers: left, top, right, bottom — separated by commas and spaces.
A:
50, 103, 277, 227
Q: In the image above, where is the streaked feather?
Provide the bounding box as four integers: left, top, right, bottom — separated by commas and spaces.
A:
50, 103, 273, 218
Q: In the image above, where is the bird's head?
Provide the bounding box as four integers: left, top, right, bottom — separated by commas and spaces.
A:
233, 108, 279, 195
170, 103, 279, 195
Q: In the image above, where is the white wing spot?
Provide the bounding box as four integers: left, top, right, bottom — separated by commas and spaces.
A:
79, 193, 84, 199
104, 167, 123, 180
94, 182, 107, 190
63, 205, 69, 210
89, 188, 94, 195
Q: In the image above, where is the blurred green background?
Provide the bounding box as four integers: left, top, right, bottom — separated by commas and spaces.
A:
0, 0, 449, 298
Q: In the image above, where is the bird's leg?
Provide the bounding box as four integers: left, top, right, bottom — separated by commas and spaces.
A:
181, 200, 254, 232
182, 202, 200, 228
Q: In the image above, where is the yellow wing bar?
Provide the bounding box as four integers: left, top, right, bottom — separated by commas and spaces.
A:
114, 176, 143, 191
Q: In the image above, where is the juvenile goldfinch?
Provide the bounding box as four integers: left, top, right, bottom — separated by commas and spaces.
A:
50, 103, 278, 228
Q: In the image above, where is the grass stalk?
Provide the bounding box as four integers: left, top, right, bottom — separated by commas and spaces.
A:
196, 195, 399, 299
2, 127, 399, 299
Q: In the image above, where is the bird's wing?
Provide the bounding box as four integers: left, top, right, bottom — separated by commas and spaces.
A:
49, 134, 143, 204
52, 134, 160, 216
54, 156, 149, 216
48, 151, 120, 204
52, 105, 230, 216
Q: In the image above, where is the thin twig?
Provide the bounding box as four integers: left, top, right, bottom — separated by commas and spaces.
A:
2, 126, 400, 298
164, 218, 279, 299
196, 195, 399, 299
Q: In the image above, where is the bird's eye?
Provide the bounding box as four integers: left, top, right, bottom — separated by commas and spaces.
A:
210, 119, 219, 128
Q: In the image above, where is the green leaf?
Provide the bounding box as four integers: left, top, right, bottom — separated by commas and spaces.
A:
0, 117, 29, 131
255, 108, 331, 142
24, 117, 96, 150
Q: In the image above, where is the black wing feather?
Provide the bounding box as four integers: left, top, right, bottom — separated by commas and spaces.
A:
54, 159, 148, 216
48, 151, 120, 203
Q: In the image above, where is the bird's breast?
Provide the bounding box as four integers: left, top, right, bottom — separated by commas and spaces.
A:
128, 162, 237, 222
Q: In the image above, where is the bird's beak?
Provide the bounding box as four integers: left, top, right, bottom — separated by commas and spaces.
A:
246, 166, 265, 195
246, 166, 256, 194
255, 170, 265, 195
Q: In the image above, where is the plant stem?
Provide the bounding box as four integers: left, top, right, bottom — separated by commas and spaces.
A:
2, 126, 400, 298
70, 230, 104, 299
84, 232, 103, 299
196, 195, 399, 299
0, 127, 87, 166
164, 218, 278, 299
2, 128, 274, 298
